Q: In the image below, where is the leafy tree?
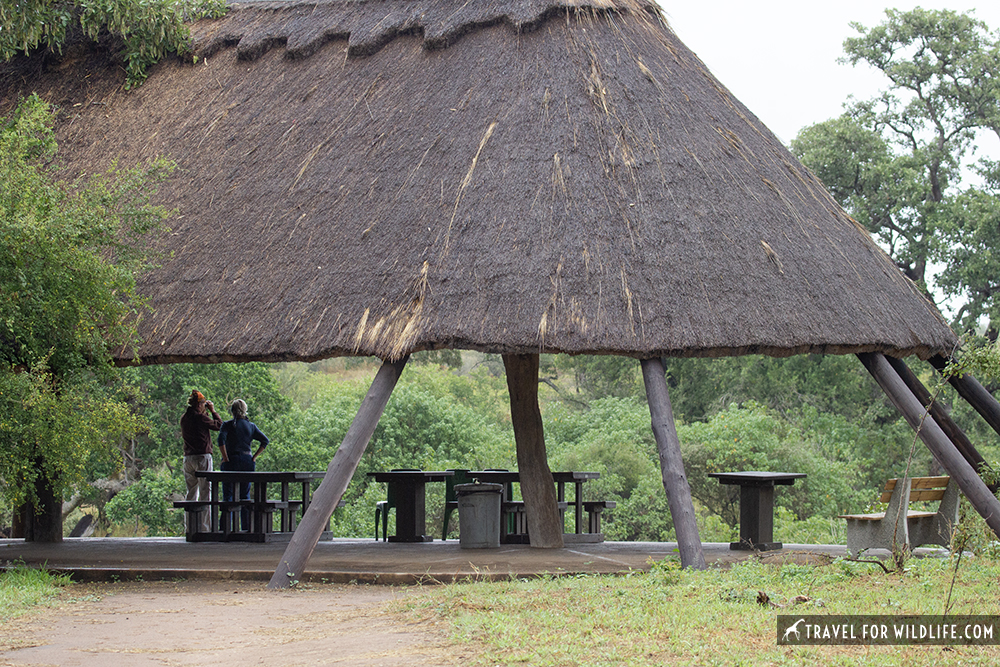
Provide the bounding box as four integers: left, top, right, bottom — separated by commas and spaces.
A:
1, 94, 172, 539
662, 354, 883, 425
938, 174, 1000, 331
548, 355, 642, 401
104, 465, 183, 536
793, 8, 1000, 329
262, 364, 515, 537
0, 0, 228, 88
411, 349, 463, 370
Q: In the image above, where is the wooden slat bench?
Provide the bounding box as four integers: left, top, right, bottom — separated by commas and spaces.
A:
500, 500, 570, 544
838, 476, 959, 555
173, 499, 304, 540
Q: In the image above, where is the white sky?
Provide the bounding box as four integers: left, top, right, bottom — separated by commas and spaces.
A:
658, 2, 1000, 147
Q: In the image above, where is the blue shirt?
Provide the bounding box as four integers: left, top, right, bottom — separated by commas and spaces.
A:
218, 417, 269, 457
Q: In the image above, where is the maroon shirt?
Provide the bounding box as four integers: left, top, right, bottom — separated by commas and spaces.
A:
180, 406, 222, 456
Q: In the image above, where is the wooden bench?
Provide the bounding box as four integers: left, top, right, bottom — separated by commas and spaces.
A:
173, 499, 304, 539
839, 476, 959, 555
499, 500, 615, 543
500, 500, 570, 544
582, 500, 616, 533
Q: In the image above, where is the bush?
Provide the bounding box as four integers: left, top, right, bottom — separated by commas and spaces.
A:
679, 403, 861, 526
105, 467, 183, 536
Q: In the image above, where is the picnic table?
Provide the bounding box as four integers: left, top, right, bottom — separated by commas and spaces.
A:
707, 471, 806, 551
174, 470, 328, 543
367, 470, 454, 542
468, 470, 611, 544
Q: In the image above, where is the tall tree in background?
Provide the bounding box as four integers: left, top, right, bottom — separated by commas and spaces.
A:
0, 95, 172, 540
792, 8, 1000, 333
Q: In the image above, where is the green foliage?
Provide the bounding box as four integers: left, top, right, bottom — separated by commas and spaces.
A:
794, 8, 1000, 330
411, 349, 463, 371
1, 95, 173, 376
126, 362, 292, 469
105, 466, 183, 536
544, 397, 670, 540
1, 95, 167, 512
0, 364, 148, 510
678, 403, 862, 525
0, 0, 229, 88
266, 364, 515, 515
663, 354, 881, 423
550, 355, 642, 400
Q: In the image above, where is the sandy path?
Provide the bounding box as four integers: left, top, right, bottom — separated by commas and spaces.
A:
0, 580, 462, 667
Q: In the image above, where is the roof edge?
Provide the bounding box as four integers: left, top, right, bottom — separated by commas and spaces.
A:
194, 0, 663, 61
116, 342, 950, 367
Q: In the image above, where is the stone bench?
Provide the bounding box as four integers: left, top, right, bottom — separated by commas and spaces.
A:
839, 476, 959, 555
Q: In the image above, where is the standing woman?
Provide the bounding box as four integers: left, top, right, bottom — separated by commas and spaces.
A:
180, 390, 222, 534
218, 399, 269, 530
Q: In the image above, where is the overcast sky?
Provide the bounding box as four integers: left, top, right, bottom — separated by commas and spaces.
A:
658, 2, 1000, 148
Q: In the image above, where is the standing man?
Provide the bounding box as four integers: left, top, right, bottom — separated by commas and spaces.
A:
218, 399, 270, 531
180, 389, 222, 534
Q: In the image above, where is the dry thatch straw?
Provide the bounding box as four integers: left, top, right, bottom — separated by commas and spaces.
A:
0, 0, 956, 365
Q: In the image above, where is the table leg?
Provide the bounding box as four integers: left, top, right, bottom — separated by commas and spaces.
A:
254, 481, 268, 534
300, 481, 314, 531
574, 481, 584, 534
280, 481, 290, 532
210, 480, 220, 533
734, 485, 780, 551
389, 480, 432, 542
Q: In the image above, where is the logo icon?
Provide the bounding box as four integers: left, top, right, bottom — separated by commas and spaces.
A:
782, 618, 806, 642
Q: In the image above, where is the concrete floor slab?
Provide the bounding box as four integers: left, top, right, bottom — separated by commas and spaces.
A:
1, 538, 853, 584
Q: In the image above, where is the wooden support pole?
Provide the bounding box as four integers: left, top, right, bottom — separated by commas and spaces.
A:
884, 356, 995, 492
929, 354, 1000, 439
268, 356, 408, 588
503, 353, 564, 548
858, 353, 1000, 541
641, 358, 706, 570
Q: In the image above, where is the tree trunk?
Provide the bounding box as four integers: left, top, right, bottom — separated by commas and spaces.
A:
641, 358, 706, 570
503, 354, 563, 549
269, 357, 408, 588
23, 464, 63, 542
859, 353, 1000, 541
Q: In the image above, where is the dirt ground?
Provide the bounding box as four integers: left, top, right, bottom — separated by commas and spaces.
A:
0, 580, 466, 667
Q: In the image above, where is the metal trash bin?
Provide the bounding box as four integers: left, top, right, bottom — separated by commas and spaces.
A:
455, 482, 503, 549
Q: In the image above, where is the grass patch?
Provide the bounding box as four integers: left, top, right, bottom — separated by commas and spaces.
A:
0, 562, 72, 622
395, 557, 1000, 666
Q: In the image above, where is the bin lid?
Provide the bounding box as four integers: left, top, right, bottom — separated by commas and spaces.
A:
454, 482, 503, 496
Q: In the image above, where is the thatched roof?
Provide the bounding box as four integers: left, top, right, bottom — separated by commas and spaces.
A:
1, 0, 957, 364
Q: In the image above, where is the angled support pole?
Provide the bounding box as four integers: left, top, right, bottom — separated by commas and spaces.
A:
885, 356, 995, 492
641, 358, 706, 570
929, 354, 1000, 440
858, 353, 1000, 541
269, 356, 409, 588
503, 353, 563, 548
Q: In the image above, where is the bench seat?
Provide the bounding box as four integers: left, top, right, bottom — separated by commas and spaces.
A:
839, 476, 959, 555
582, 500, 616, 533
